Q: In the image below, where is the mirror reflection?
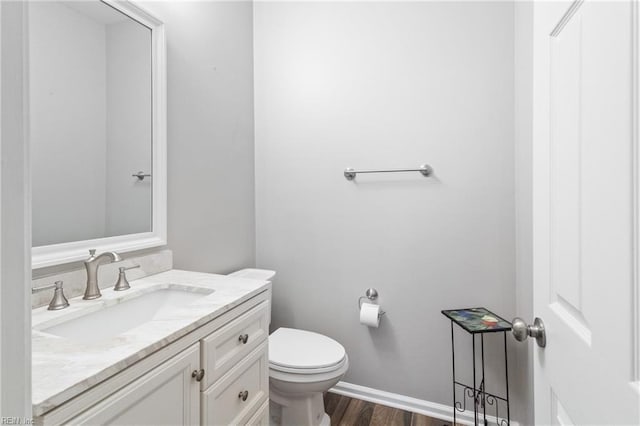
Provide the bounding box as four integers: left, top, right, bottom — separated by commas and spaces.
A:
29, 0, 153, 247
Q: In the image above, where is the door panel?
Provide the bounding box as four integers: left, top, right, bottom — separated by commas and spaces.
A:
533, 0, 640, 424
551, 392, 576, 426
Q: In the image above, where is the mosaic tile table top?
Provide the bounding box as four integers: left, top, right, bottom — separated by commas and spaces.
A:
441, 307, 512, 333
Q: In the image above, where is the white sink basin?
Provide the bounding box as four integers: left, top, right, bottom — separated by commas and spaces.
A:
39, 286, 214, 343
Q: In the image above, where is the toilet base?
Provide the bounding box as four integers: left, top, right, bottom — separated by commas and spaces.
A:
320, 413, 330, 426
269, 404, 329, 426
269, 392, 326, 426
269, 400, 282, 425
267, 348, 348, 426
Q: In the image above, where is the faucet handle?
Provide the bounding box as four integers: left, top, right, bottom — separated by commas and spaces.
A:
88, 249, 96, 257
32, 281, 70, 310
114, 265, 139, 291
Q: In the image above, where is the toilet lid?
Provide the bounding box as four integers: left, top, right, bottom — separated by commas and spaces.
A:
269, 328, 346, 369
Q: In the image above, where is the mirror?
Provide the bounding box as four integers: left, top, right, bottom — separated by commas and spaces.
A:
30, 0, 166, 268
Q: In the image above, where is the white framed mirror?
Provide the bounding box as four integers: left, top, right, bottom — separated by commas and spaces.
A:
30, 0, 166, 269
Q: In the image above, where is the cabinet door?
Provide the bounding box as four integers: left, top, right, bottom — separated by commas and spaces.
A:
201, 341, 268, 426
67, 344, 200, 425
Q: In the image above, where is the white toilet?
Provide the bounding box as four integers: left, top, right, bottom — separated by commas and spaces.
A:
229, 269, 349, 426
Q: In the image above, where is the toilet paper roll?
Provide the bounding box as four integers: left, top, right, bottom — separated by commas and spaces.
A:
360, 302, 381, 328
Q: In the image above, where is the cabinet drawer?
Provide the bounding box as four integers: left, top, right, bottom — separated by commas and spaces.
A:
246, 400, 269, 426
201, 341, 268, 426
200, 300, 269, 388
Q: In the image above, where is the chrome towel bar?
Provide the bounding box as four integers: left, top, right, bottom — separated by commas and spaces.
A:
344, 164, 433, 181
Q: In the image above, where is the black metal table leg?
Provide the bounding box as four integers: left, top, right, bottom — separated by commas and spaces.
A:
472, 333, 477, 426
504, 331, 510, 426
481, 334, 487, 426
451, 322, 456, 426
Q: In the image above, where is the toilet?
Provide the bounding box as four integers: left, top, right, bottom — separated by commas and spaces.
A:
229, 269, 349, 426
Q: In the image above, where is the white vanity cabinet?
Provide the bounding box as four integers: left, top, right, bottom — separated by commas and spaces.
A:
35, 290, 271, 426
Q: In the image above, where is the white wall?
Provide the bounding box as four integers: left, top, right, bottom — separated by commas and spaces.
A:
255, 0, 516, 408
105, 20, 152, 237
514, 2, 534, 425
140, 1, 256, 273
29, 2, 107, 246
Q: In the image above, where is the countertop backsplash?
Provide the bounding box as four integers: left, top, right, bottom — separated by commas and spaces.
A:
31, 249, 173, 309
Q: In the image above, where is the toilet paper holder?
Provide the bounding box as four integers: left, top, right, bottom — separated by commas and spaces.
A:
358, 288, 386, 316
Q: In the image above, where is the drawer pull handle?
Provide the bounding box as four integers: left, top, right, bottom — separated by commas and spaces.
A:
238, 334, 249, 344
238, 390, 249, 401
191, 369, 205, 382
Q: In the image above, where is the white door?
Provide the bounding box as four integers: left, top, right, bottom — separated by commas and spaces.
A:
532, 0, 640, 424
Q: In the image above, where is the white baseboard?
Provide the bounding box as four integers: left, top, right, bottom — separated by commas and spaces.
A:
330, 381, 517, 426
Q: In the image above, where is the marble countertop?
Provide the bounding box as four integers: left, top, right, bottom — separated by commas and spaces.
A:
31, 269, 270, 417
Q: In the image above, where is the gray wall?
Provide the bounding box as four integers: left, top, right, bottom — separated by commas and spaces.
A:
141, 1, 256, 273
255, 1, 516, 407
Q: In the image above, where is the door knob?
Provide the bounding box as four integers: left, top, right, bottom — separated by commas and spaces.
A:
512, 317, 546, 348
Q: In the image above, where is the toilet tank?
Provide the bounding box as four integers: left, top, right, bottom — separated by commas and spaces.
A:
229, 268, 276, 282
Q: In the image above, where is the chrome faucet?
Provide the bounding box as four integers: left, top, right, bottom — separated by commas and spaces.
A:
83, 249, 122, 300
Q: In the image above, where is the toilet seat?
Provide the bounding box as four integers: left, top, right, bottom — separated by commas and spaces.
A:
270, 356, 348, 375
269, 328, 347, 374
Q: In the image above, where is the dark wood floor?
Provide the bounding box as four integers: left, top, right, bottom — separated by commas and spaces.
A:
323, 393, 456, 426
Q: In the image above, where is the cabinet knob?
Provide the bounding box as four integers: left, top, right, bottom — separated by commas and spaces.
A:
238, 334, 249, 344
238, 390, 249, 401
191, 369, 205, 382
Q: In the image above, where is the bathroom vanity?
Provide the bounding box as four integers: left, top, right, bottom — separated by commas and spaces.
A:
32, 270, 271, 425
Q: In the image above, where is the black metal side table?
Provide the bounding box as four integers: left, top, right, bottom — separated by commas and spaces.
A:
442, 307, 511, 426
